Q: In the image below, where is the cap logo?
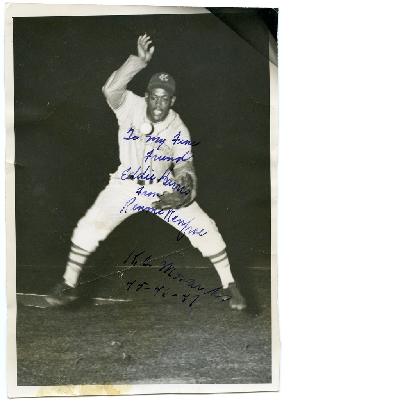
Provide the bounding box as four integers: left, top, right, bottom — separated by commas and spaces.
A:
159, 74, 169, 82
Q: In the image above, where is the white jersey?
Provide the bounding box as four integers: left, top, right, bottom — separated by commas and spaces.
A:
70, 59, 226, 258
108, 90, 194, 182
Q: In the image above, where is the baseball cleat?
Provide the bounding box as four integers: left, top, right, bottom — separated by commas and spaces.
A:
223, 282, 247, 311
44, 281, 77, 307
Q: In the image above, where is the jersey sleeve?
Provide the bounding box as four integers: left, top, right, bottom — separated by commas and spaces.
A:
102, 55, 146, 110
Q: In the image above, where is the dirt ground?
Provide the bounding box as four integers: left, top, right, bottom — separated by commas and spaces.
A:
16, 264, 271, 386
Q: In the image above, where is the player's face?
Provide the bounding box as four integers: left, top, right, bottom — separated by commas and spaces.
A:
145, 88, 176, 123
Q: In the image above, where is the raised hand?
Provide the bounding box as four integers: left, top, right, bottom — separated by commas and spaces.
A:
137, 34, 155, 63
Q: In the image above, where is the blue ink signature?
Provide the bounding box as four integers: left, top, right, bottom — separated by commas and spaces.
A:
157, 168, 191, 195
171, 132, 200, 147
135, 186, 162, 199
123, 128, 200, 150
144, 149, 193, 164
126, 278, 201, 307
121, 166, 158, 182
123, 249, 230, 303
123, 128, 166, 150
119, 198, 208, 241
120, 167, 192, 197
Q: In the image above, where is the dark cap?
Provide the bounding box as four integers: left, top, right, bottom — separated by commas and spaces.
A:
147, 73, 176, 96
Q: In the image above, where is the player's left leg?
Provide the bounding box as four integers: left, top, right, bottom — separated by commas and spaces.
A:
157, 201, 246, 310
45, 176, 144, 306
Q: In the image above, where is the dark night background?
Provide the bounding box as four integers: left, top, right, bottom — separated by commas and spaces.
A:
14, 11, 271, 295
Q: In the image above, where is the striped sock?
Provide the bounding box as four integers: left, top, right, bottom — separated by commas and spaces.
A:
62, 243, 91, 288
208, 249, 234, 288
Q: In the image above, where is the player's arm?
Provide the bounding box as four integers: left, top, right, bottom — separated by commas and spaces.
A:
102, 34, 155, 110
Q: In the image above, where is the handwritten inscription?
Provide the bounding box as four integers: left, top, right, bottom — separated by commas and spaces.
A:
124, 128, 200, 147
135, 186, 162, 198
126, 279, 201, 307
123, 128, 166, 151
123, 129, 200, 152
119, 198, 208, 241
123, 249, 230, 303
144, 149, 193, 164
171, 132, 200, 147
120, 167, 192, 197
121, 166, 157, 182
157, 169, 191, 195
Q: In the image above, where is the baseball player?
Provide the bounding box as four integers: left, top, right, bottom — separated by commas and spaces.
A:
46, 34, 246, 310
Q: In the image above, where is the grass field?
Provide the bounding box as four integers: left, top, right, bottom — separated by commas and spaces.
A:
16, 264, 271, 386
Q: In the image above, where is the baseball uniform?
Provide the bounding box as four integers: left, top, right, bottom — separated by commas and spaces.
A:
48, 52, 246, 310
71, 62, 226, 257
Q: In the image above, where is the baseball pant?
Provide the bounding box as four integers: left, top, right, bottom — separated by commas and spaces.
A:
71, 175, 226, 257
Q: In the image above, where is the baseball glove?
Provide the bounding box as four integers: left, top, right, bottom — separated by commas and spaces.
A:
152, 164, 196, 210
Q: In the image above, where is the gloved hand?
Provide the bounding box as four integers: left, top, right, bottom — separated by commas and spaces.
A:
152, 173, 195, 210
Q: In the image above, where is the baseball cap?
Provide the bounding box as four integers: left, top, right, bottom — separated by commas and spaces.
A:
147, 73, 176, 96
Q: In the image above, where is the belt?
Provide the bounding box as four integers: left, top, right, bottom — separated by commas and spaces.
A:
129, 176, 155, 185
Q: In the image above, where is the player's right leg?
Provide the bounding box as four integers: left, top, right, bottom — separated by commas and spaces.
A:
157, 201, 247, 310
45, 176, 140, 307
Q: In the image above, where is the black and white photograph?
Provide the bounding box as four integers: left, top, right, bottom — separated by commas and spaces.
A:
6, 4, 279, 396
